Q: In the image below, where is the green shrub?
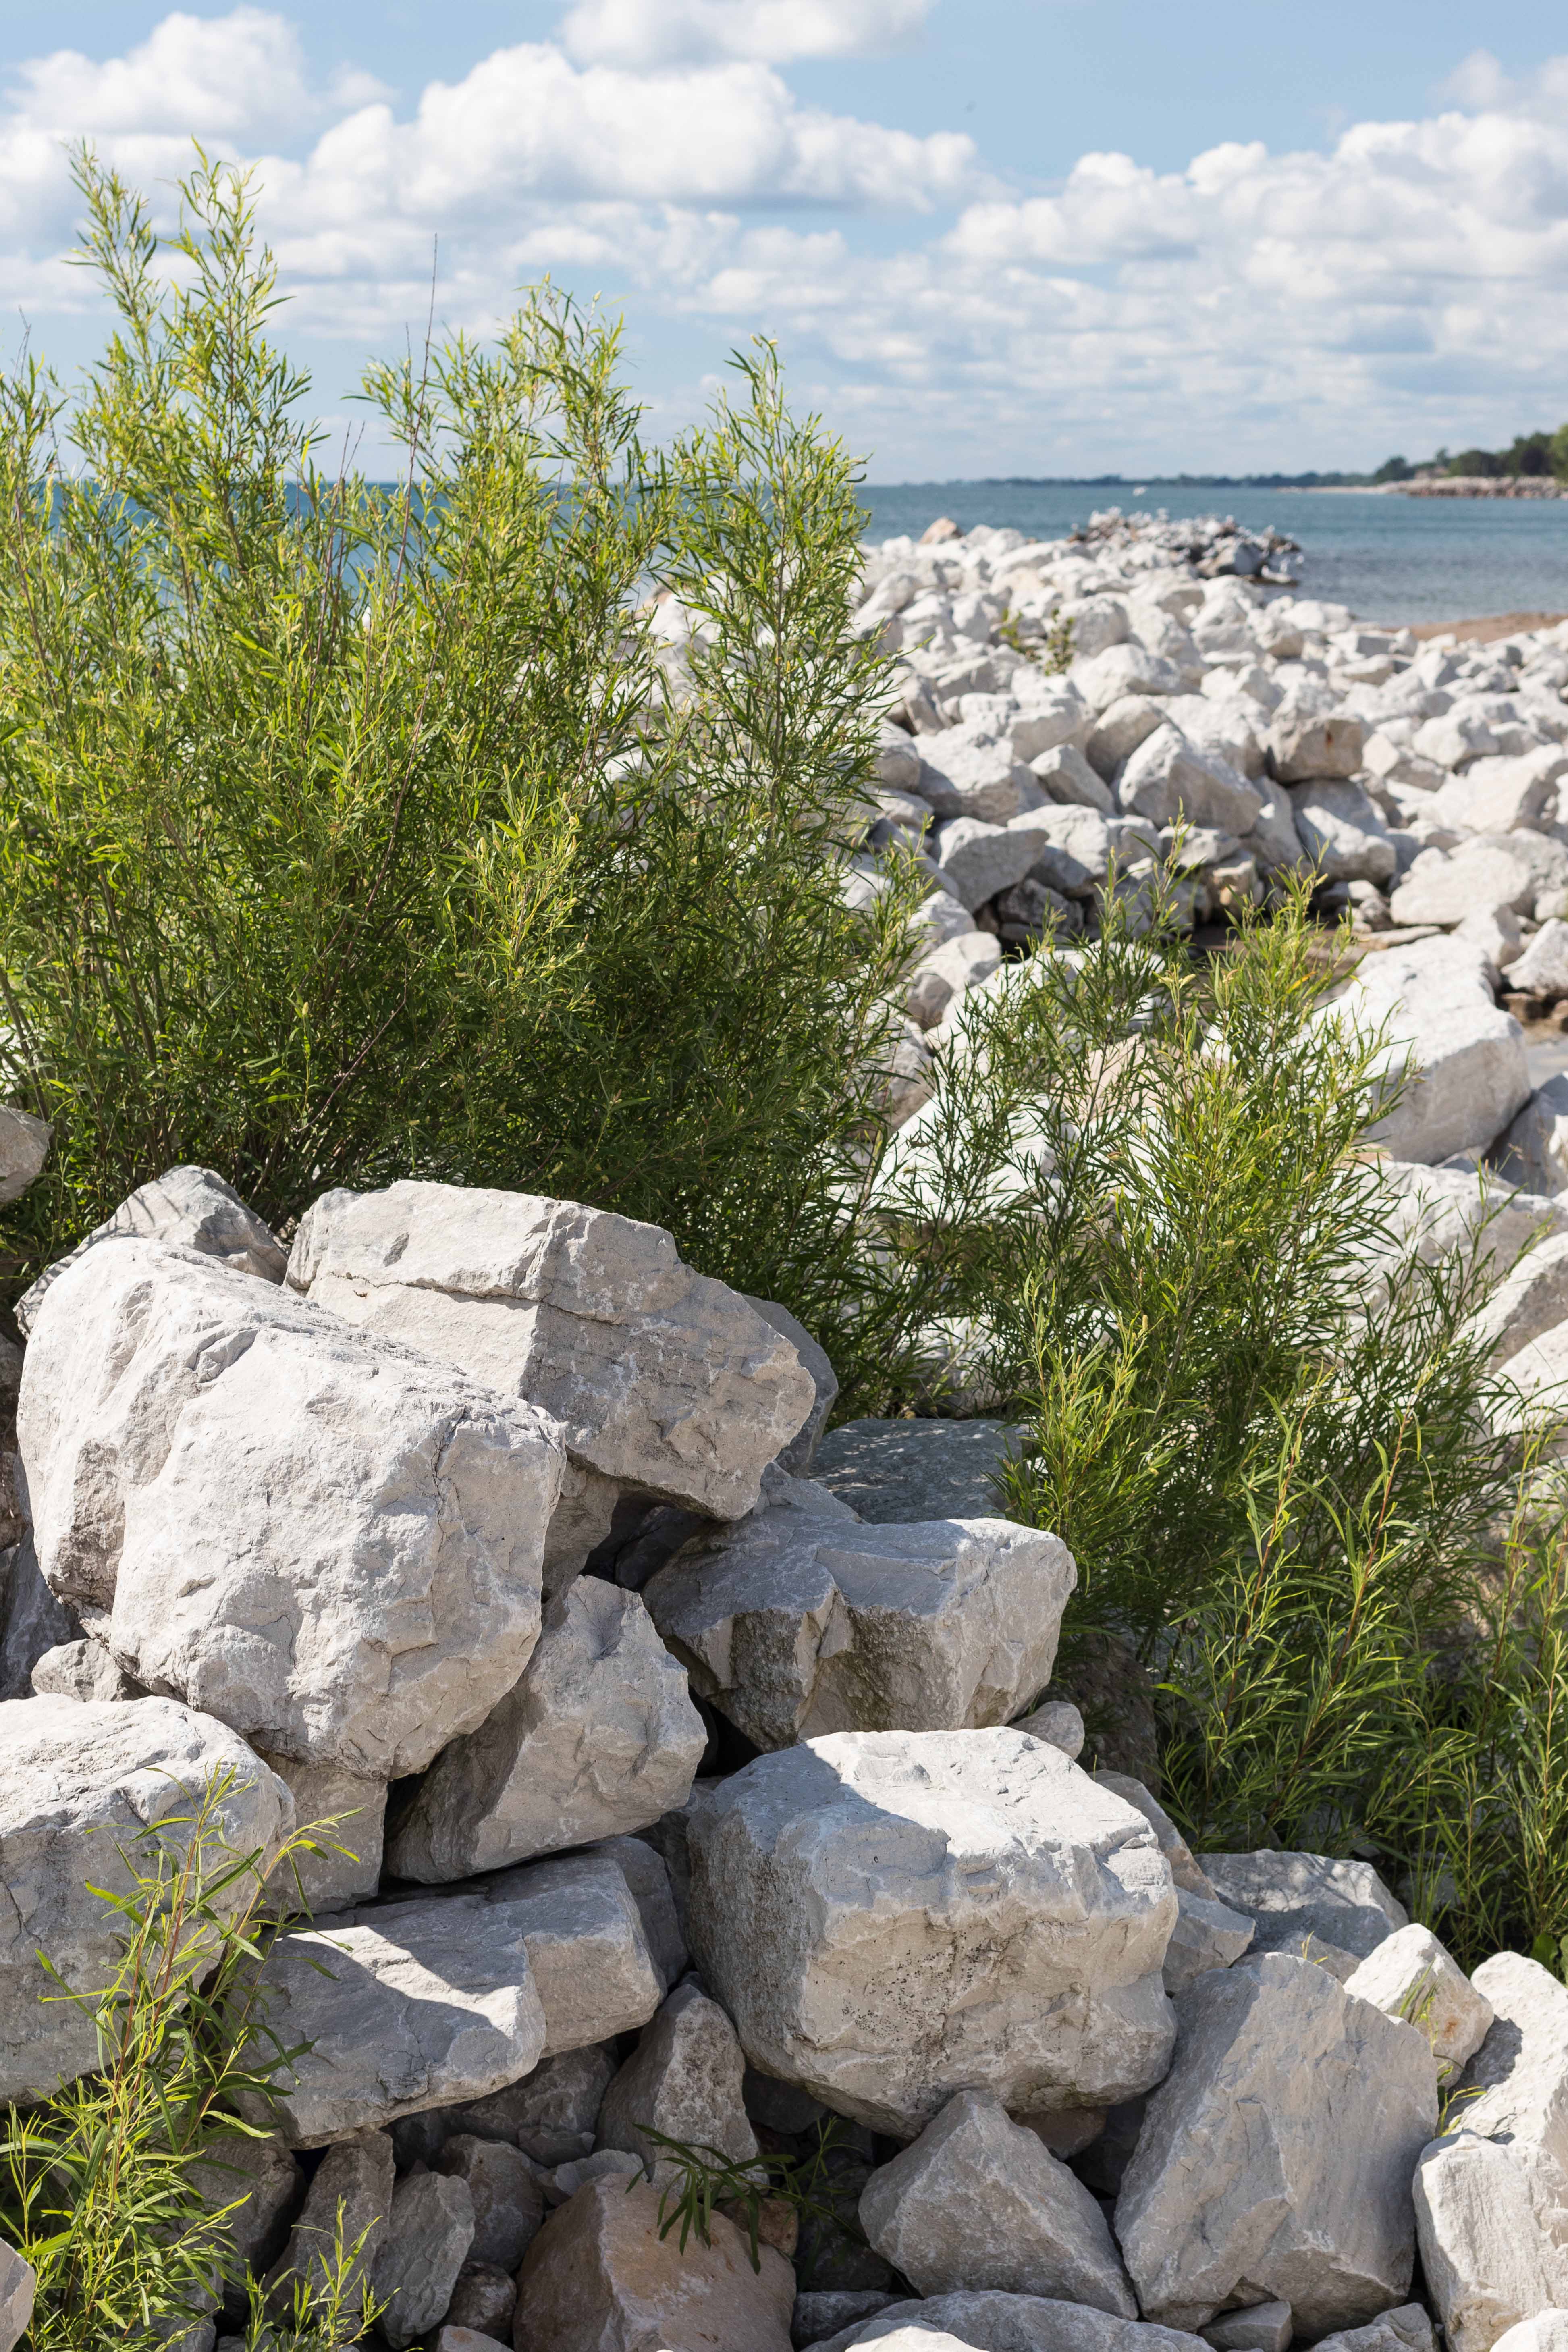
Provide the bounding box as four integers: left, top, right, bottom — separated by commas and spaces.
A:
0, 150, 913, 1394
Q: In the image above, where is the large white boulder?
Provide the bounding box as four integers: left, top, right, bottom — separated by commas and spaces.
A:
1391, 840, 1540, 929
385, 1577, 705, 1882
1345, 1924, 1495, 2077
858, 2089, 1137, 2310
1115, 1953, 1439, 2335
16, 1163, 285, 1335
0, 1695, 293, 2102
1327, 937, 1530, 1166
932, 813, 1063, 911
1074, 644, 1185, 712
237, 1896, 549, 2146
18, 1238, 562, 1778
686, 1729, 1177, 2138
1269, 692, 1364, 782
1117, 728, 1263, 835
471, 1850, 666, 2057
1415, 2131, 1563, 2352
513, 2177, 794, 2352
286, 1181, 816, 1582
644, 1473, 1075, 1749
1456, 1953, 1568, 2277
1288, 782, 1396, 885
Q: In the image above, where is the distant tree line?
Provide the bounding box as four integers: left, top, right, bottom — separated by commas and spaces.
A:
1373, 427, 1568, 483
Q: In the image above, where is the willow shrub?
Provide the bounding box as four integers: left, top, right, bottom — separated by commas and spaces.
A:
853, 871, 1567, 1960
0, 152, 911, 1378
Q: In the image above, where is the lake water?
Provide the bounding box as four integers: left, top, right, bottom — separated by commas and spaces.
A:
858, 480, 1568, 627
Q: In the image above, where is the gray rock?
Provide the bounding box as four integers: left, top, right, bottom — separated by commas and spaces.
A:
264, 2127, 393, 2316
19, 1238, 562, 1776
587, 1835, 689, 1990
371, 2170, 474, 2350
1096, 1774, 1218, 1900
810, 1419, 1029, 1522
1313, 2307, 1435, 2352
1344, 1924, 1494, 2077
796, 2294, 903, 2350
1115, 1953, 1439, 2335
0, 2240, 35, 2352
513, 2176, 795, 2352
932, 814, 1065, 911
687, 1729, 1177, 2138
0, 1695, 292, 2102
0, 1535, 80, 1702
804, 2290, 1217, 2352
1014, 1701, 1084, 1759
1198, 1851, 1406, 1976
1391, 840, 1541, 929
746, 1297, 839, 1474
1117, 728, 1263, 835
1075, 643, 1185, 711
434, 2136, 544, 2271
0, 1105, 50, 1210
1468, 1232, 1568, 1360
1198, 2304, 1292, 2352
435, 2331, 511, 2352
255, 1753, 384, 1914
646, 1482, 1075, 1750
475, 1850, 665, 2057
444, 2264, 517, 2338
1508, 919, 1568, 998
1032, 743, 1115, 814
1288, 779, 1397, 887
31, 1635, 146, 1703
596, 1978, 760, 2186
1456, 1952, 1568, 2277
1161, 1889, 1256, 1995
1415, 2130, 1561, 2352
235, 1896, 547, 2145
1333, 935, 1530, 1166
859, 2090, 1136, 2311
1086, 695, 1168, 779
1026, 807, 1115, 896
392, 2043, 617, 2170
1270, 699, 1365, 783
286, 1181, 817, 1582
386, 1578, 704, 1882
16, 1163, 283, 1336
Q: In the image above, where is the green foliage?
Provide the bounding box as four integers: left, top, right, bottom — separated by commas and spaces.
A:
0, 1772, 342, 2350
636, 2120, 855, 2275
0, 148, 913, 1394
235, 2209, 382, 2352
997, 607, 1075, 674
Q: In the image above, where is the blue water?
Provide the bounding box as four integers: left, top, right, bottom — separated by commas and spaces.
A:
857, 480, 1568, 628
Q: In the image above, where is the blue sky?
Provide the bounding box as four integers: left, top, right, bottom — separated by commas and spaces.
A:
5, 2, 1568, 476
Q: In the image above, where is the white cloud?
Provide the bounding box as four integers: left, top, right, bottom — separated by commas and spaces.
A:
558, 0, 936, 69
8, 12, 1568, 474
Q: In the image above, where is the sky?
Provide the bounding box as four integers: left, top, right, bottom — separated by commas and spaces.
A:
5, 2, 1568, 478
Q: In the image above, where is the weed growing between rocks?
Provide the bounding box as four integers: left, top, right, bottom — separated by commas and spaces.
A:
0, 1774, 353, 2351
0, 150, 914, 1394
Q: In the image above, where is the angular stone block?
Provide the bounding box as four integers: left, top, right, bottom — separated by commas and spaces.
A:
512, 2176, 794, 2352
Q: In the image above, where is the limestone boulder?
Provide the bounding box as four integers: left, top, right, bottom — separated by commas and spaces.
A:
19, 1238, 562, 1776
1115, 1953, 1439, 2336
392, 2043, 617, 2170
1016, 1700, 1085, 1759
511, 2176, 795, 2352
16, 1163, 284, 1336
264, 2128, 392, 2316
1455, 1953, 1568, 2277
1494, 2320, 1568, 2352
1467, 1232, 1568, 1361
932, 814, 1063, 911
1032, 743, 1115, 814
1074, 643, 1184, 712
0, 1695, 292, 2102
31, 1635, 146, 1704
588, 1834, 689, 1990
1197, 1851, 1406, 1978
387, 1578, 704, 1882
646, 1477, 1074, 1749
1288, 782, 1396, 885
1324, 936, 1529, 1166
0, 1106, 50, 1210
1415, 2131, 1561, 2352
1199, 2305, 1293, 2352
371, 2171, 475, 2351
285, 1181, 816, 1584
1161, 1890, 1256, 1994
1503, 1078, 1568, 1197
859, 2090, 1135, 2311
805, 2293, 1217, 2352
0, 2243, 34, 2352
1269, 694, 1365, 782
236, 1896, 548, 2146
596, 1979, 759, 2187
1313, 2308, 1435, 2352
0, 1535, 81, 1702
434, 2136, 544, 2271
687, 1729, 1178, 2138
1117, 728, 1263, 835
1391, 840, 1540, 928
474, 1850, 666, 2057
1344, 1924, 1494, 2077
794, 2294, 903, 2348
746, 1297, 839, 1475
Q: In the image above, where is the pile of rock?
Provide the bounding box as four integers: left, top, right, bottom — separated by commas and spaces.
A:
0, 1150, 1562, 2352
844, 511, 1568, 1198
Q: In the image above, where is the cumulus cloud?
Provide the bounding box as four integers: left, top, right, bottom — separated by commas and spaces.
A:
558, 0, 937, 70
8, 10, 1568, 472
